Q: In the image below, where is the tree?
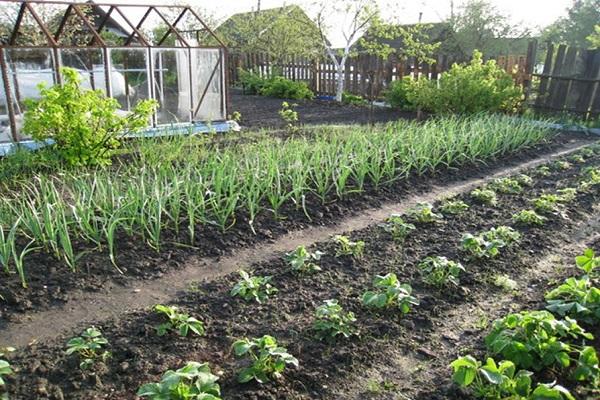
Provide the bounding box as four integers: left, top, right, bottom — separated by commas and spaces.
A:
445, 0, 529, 58
216, 5, 323, 65
588, 25, 600, 49
541, 0, 600, 48
314, 0, 380, 102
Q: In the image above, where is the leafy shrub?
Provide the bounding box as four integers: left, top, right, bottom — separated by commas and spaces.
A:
546, 277, 600, 324
333, 235, 365, 259
470, 188, 497, 206
379, 214, 415, 242
404, 51, 523, 114
23, 67, 157, 167
342, 92, 366, 105
154, 304, 205, 337
230, 270, 277, 303
238, 68, 269, 94
485, 310, 598, 381
440, 199, 470, 215
313, 299, 358, 340
261, 76, 314, 100
385, 76, 415, 110
137, 362, 221, 399
279, 101, 299, 131
233, 335, 298, 383
512, 210, 546, 226
362, 273, 418, 313
285, 245, 324, 273
451, 355, 575, 400
66, 326, 111, 369
408, 202, 443, 223
419, 256, 465, 287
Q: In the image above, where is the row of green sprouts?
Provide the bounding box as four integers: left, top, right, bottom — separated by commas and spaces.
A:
2, 149, 599, 398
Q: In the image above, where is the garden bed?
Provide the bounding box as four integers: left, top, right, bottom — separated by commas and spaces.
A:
0, 129, 593, 325
3, 143, 600, 399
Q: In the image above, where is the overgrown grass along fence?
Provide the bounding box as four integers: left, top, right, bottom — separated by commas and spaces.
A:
0, 115, 553, 287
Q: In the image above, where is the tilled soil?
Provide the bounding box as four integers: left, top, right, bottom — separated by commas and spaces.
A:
3, 144, 600, 399
0, 133, 593, 325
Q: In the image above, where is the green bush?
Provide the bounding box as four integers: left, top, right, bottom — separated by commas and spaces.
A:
23, 67, 157, 167
385, 76, 416, 110
342, 92, 366, 105
260, 76, 314, 100
389, 51, 523, 114
238, 68, 269, 95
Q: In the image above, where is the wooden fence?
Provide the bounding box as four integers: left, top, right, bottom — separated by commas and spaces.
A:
228, 51, 530, 99
228, 40, 600, 119
531, 42, 600, 118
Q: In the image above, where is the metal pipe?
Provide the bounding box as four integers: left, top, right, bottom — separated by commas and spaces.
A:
0, 47, 19, 143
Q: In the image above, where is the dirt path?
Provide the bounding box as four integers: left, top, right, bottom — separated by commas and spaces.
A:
0, 140, 595, 349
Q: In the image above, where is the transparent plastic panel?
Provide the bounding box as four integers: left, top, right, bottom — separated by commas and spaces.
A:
191, 49, 225, 122
109, 48, 150, 112
1, 48, 56, 142
152, 48, 191, 124
60, 48, 109, 94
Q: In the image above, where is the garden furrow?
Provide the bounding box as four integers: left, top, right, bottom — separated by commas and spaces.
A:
0, 140, 593, 349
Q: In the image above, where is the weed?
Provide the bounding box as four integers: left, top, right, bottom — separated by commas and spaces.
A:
313, 299, 358, 340
333, 235, 365, 259
154, 305, 205, 337
66, 327, 111, 369
233, 335, 298, 383
230, 270, 277, 303
137, 361, 221, 399
419, 256, 465, 287
362, 273, 418, 313
470, 188, 497, 206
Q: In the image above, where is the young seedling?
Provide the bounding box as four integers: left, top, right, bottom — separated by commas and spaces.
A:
333, 235, 365, 259
440, 199, 469, 215
470, 188, 497, 206
491, 177, 522, 194
230, 270, 278, 303
285, 245, 324, 274
512, 209, 546, 226
568, 154, 585, 164
137, 362, 221, 399
514, 174, 533, 187
0, 347, 14, 387
362, 273, 418, 314
461, 226, 520, 259
553, 160, 572, 171
536, 165, 551, 177
408, 202, 443, 223
66, 327, 111, 369
418, 256, 465, 287
313, 299, 358, 340
451, 356, 576, 400
532, 193, 562, 214
576, 248, 599, 276
279, 102, 299, 133
154, 304, 205, 337
557, 187, 577, 203
379, 214, 416, 242
233, 335, 298, 383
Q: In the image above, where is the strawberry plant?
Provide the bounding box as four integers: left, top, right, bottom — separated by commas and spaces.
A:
536, 165, 551, 177
470, 188, 497, 206
546, 277, 600, 324
154, 304, 205, 337
333, 235, 365, 259
362, 273, 419, 314
568, 154, 585, 164
532, 194, 562, 214
418, 256, 465, 287
137, 362, 221, 399
576, 248, 599, 276
408, 202, 443, 223
66, 326, 111, 369
553, 160, 572, 171
491, 177, 522, 194
557, 188, 577, 203
512, 210, 546, 226
515, 174, 533, 187
233, 335, 298, 383
461, 226, 520, 259
450, 355, 575, 400
313, 299, 358, 340
379, 214, 415, 242
440, 199, 469, 215
485, 311, 598, 381
285, 245, 324, 273
0, 348, 14, 387
230, 270, 278, 303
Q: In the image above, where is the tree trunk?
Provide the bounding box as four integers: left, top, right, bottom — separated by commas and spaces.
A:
335, 64, 345, 102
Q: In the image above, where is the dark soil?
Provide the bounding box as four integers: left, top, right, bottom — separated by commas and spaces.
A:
230, 90, 414, 129
0, 132, 594, 324
3, 145, 600, 400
